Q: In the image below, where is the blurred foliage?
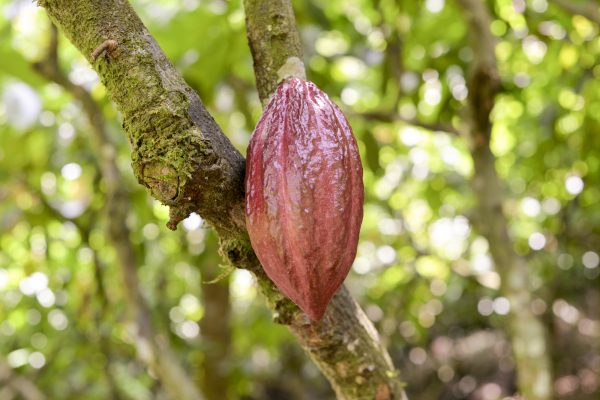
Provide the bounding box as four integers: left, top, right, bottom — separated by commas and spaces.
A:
0, 0, 599, 399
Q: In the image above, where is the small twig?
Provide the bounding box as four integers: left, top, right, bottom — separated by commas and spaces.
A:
548, 0, 600, 25
355, 110, 461, 136
91, 39, 118, 62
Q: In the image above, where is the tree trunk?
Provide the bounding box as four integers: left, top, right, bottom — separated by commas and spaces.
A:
196, 231, 233, 400
456, 1, 554, 399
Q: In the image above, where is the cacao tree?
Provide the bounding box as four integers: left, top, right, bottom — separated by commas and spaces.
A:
0, 0, 599, 399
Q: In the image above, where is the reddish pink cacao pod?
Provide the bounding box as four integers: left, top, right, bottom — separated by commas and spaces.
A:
245, 77, 364, 321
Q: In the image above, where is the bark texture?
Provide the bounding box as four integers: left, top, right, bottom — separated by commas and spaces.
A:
40, 0, 247, 236
40, 0, 406, 398
456, 0, 553, 399
244, 0, 303, 104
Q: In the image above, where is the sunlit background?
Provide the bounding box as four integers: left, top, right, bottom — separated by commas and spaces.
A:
1, 0, 599, 399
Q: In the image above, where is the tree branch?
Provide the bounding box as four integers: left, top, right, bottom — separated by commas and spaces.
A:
0, 357, 46, 400
37, 1, 406, 398
243, 0, 304, 104
243, 1, 407, 399
455, 0, 553, 399
38, 0, 247, 235
548, 0, 600, 25
196, 232, 233, 400
356, 110, 461, 136
33, 24, 204, 400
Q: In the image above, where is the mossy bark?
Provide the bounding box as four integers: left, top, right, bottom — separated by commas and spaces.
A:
40, 0, 406, 398
244, 0, 303, 104
41, 0, 247, 237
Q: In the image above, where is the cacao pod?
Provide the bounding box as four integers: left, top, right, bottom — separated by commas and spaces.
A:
245, 77, 364, 321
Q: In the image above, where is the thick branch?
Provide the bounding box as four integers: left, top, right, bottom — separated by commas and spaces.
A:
548, 0, 600, 25
33, 25, 203, 400
244, 0, 304, 104
39, 1, 406, 399
456, 1, 553, 399
39, 0, 246, 235
244, 1, 407, 399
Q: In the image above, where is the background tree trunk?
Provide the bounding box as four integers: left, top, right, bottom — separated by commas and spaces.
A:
196, 231, 233, 400
456, 0, 554, 398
